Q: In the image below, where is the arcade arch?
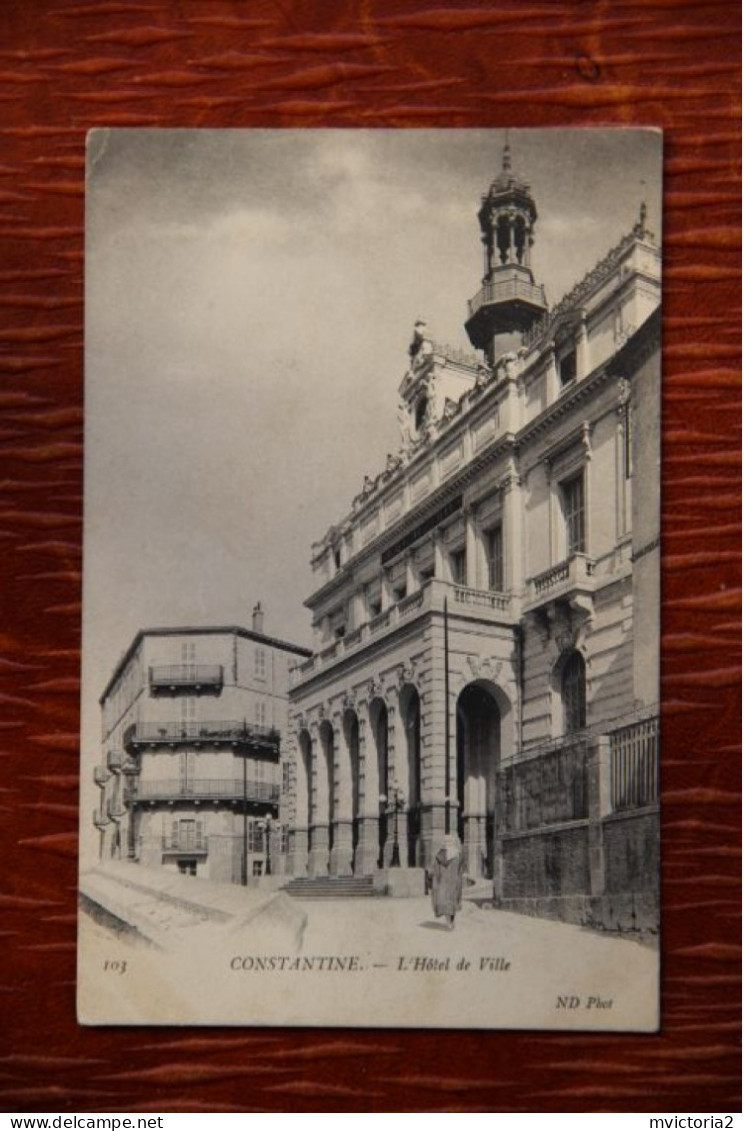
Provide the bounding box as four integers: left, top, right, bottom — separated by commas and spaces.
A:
399, 683, 422, 867
455, 679, 509, 878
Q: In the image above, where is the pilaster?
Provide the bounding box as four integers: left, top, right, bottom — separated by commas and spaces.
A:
576, 309, 590, 379
546, 341, 560, 403
287, 826, 309, 877
464, 505, 478, 588
330, 716, 353, 875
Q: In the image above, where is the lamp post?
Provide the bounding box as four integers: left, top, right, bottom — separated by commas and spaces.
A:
258, 813, 273, 876
380, 781, 405, 868
241, 750, 248, 886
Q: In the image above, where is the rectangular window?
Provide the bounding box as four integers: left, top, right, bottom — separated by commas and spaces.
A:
559, 350, 577, 388
255, 699, 267, 727
562, 473, 586, 555
486, 526, 504, 592
450, 548, 466, 586
172, 818, 203, 852
255, 647, 266, 678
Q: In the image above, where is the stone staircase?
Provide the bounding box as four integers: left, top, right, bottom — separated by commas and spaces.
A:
282, 875, 377, 900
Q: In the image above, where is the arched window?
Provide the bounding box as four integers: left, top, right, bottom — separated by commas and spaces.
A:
561, 651, 586, 734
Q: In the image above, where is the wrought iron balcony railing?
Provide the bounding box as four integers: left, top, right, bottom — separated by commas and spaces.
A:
149, 664, 224, 692
123, 719, 280, 754
128, 778, 280, 804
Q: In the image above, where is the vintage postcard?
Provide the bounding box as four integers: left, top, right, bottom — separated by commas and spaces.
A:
79, 128, 662, 1029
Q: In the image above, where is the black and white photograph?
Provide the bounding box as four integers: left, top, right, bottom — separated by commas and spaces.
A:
79, 128, 662, 1029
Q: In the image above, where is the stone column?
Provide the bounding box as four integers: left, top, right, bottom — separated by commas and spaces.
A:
330, 716, 353, 876
463, 813, 487, 878
507, 215, 516, 264
350, 586, 365, 631
380, 699, 398, 868
381, 568, 393, 612
464, 505, 478, 589
307, 725, 329, 877
354, 702, 379, 875
576, 309, 590, 380
287, 825, 309, 878
502, 467, 522, 594
432, 529, 444, 580
405, 551, 416, 596
286, 732, 308, 876
545, 341, 560, 403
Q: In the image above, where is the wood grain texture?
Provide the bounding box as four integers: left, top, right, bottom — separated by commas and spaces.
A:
0, 0, 739, 1114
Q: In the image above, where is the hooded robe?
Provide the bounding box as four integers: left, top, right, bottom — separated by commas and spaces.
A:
430, 835, 464, 919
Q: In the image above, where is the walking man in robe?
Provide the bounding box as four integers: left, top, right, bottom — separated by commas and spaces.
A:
430, 833, 465, 929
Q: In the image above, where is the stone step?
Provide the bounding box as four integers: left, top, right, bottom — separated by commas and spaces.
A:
282, 876, 376, 899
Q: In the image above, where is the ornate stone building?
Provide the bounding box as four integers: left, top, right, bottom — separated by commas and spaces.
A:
93, 607, 311, 883
287, 146, 661, 928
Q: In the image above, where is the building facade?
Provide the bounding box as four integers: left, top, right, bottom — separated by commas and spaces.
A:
93, 607, 311, 883
288, 147, 661, 929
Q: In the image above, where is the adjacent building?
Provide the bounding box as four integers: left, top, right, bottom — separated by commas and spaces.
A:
93, 607, 311, 882
287, 146, 661, 929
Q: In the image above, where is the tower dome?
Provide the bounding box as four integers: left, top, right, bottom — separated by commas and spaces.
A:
464, 142, 548, 366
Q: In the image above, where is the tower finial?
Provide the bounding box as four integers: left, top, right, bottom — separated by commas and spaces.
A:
634, 181, 648, 237
502, 130, 511, 173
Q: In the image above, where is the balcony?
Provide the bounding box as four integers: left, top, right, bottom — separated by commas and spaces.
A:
523, 553, 595, 616
292, 578, 517, 685
149, 664, 223, 694
128, 778, 280, 805
123, 719, 280, 757
467, 275, 548, 320
162, 833, 208, 855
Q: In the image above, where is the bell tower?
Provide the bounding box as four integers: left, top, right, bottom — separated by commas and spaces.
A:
465, 141, 548, 366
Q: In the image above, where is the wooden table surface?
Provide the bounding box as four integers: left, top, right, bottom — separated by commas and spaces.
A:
0, 0, 740, 1113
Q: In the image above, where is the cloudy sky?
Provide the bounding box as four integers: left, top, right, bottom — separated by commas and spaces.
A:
82, 127, 661, 767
